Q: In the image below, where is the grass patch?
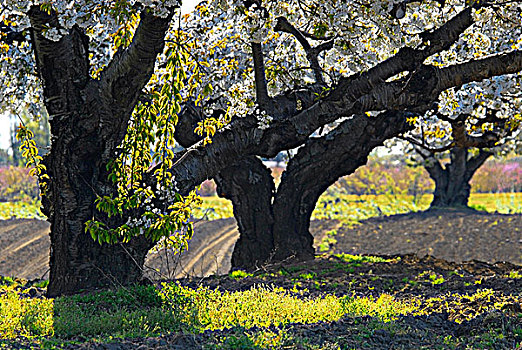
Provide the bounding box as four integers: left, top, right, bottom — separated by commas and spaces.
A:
229, 270, 253, 280
312, 193, 522, 224
0, 275, 520, 349
0, 281, 420, 341
0, 285, 53, 338
53, 284, 185, 338
0, 201, 45, 220
333, 253, 398, 265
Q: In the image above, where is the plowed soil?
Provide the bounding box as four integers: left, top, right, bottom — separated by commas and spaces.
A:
0, 209, 520, 280
1, 209, 521, 349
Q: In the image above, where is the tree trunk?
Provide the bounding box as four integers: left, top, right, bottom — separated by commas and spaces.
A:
42, 143, 155, 296
217, 112, 413, 270
28, 7, 171, 296
425, 147, 492, 208
37, 32, 157, 296
214, 157, 276, 269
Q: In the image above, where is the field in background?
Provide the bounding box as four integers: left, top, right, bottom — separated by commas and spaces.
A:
2, 192, 521, 222
194, 192, 522, 223
0, 201, 44, 220
1, 158, 521, 222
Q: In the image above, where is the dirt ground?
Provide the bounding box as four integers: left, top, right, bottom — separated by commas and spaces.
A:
0, 208, 520, 280
1, 209, 521, 349
331, 208, 522, 265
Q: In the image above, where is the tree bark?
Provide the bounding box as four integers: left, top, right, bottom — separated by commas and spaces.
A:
213, 112, 414, 270
425, 147, 492, 208
214, 157, 276, 268
28, 7, 172, 296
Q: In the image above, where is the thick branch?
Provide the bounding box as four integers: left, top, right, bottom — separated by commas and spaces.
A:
251, 42, 270, 107
357, 50, 522, 114
437, 50, 522, 92
28, 6, 90, 127
280, 111, 416, 188
98, 9, 173, 140
334, 6, 475, 96
423, 154, 446, 182
465, 149, 492, 180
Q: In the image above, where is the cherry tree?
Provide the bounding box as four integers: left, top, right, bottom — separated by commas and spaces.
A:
1, 0, 522, 296
175, 0, 522, 268
400, 77, 521, 208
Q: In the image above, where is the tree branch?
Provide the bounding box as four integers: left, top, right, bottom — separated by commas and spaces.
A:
451, 118, 500, 148
274, 16, 333, 84
28, 6, 90, 121
251, 42, 271, 108
465, 149, 493, 180
437, 50, 522, 92
98, 9, 173, 139
148, 3, 520, 196
400, 135, 454, 153
356, 49, 522, 114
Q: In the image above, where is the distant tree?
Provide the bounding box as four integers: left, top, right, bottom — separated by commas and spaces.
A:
0, 149, 10, 165
1, 0, 521, 296
403, 108, 520, 208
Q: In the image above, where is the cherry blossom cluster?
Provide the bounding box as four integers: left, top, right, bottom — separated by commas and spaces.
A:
176, 0, 521, 127
2, 0, 521, 153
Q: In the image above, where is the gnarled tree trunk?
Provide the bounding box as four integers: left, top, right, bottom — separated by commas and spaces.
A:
213, 112, 414, 270
29, 7, 171, 296
424, 147, 492, 208
214, 157, 276, 268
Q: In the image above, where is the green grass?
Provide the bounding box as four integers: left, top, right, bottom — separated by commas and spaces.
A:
0, 260, 519, 349
189, 193, 522, 226
0, 284, 54, 338
470, 192, 522, 214
333, 253, 397, 264
312, 192, 522, 224
229, 270, 253, 280
1, 193, 520, 223
0, 280, 421, 341
193, 197, 234, 220
1, 279, 518, 343
0, 201, 45, 220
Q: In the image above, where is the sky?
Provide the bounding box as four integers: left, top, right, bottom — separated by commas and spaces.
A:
0, 0, 200, 151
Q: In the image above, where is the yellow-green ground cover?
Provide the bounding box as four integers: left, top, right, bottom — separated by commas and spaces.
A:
2, 193, 520, 221
0, 280, 415, 340
0, 254, 520, 349
191, 192, 522, 223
